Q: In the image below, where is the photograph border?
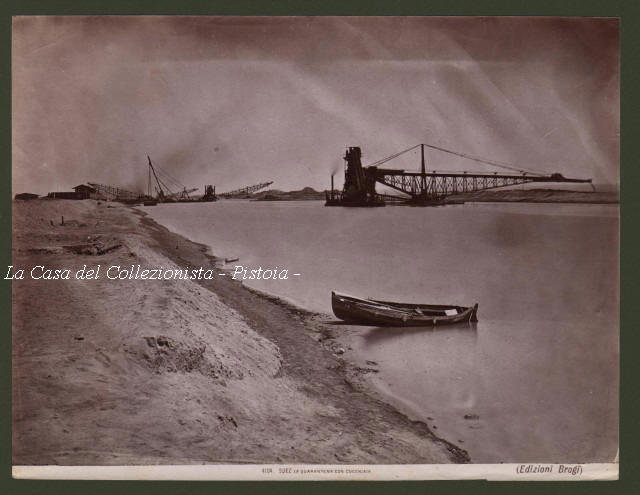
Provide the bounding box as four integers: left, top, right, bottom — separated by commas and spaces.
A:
1, 0, 637, 493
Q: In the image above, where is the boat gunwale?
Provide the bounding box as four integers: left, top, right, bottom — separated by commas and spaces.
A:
331, 291, 478, 326
333, 291, 468, 311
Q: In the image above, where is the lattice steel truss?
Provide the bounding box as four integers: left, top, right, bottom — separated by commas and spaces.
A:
88, 182, 143, 201
373, 170, 577, 200
219, 181, 274, 198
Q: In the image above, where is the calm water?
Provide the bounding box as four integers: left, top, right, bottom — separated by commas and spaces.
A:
144, 200, 619, 463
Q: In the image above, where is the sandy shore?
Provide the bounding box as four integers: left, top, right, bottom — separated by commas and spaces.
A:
12, 199, 468, 465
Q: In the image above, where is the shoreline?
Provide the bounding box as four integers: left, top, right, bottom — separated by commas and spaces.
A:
139, 199, 619, 464
136, 207, 470, 462
12, 199, 469, 465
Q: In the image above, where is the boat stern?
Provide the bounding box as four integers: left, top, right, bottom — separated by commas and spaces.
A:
470, 303, 479, 322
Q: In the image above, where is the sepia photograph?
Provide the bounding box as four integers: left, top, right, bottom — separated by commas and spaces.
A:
10, 15, 619, 480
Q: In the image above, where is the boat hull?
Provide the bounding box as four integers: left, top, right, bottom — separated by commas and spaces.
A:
331, 291, 478, 327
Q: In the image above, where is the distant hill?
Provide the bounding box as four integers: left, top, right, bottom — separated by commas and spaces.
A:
447, 188, 619, 204
253, 187, 325, 201
250, 187, 619, 204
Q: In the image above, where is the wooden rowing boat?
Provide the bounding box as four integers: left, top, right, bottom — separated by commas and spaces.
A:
331, 291, 478, 326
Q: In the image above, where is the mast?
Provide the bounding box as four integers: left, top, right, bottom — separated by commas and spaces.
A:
147, 155, 165, 199
420, 143, 426, 195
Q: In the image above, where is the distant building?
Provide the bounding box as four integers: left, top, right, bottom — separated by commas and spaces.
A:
47, 191, 81, 199
46, 184, 103, 200
14, 193, 39, 200
73, 184, 99, 199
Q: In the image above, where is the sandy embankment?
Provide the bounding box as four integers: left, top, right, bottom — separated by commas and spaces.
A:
447, 188, 618, 204
12, 199, 468, 465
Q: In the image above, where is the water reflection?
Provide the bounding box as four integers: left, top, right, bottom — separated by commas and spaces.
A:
355, 322, 480, 412
362, 322, 477, 344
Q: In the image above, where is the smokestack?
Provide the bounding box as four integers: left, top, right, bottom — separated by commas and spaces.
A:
331, 173, 334, 192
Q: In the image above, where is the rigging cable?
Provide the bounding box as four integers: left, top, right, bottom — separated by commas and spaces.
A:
421, 143, 543, 176
366, 144, 422, 167
366, 142, 543, 176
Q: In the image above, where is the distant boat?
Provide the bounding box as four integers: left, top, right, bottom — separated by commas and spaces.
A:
143, 200, 157, 206
331, 291, 478, 326
225, 257, 239, 263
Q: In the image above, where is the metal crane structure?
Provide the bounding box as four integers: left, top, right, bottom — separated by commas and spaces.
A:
326, 144, 592, 206
87, 183, 143, 203
147, 156, 199, 202
201, 184, 218, 202
219, 181, 274, 199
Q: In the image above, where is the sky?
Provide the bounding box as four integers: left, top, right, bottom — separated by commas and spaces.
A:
12, 16, 619, 195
